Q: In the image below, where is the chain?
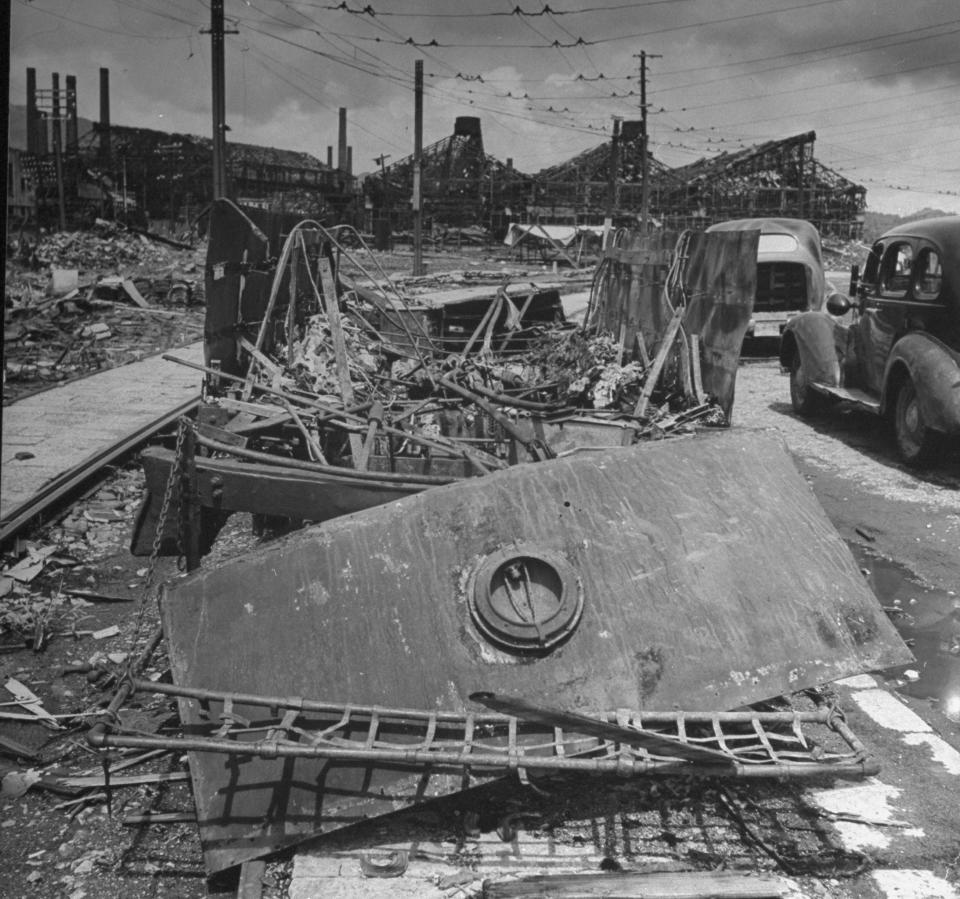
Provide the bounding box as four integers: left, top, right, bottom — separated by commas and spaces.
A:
127, 417, 189, 657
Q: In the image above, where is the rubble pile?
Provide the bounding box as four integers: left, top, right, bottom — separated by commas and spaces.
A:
4, 221, 206, 404
821, 236, 871, 269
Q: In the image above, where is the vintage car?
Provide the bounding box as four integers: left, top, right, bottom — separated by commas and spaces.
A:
707, 217, 836, 338
780, 216, 960, 466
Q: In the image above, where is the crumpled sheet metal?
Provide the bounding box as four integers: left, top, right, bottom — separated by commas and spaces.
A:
591, 229, 759, 418
160, 428, 910, 873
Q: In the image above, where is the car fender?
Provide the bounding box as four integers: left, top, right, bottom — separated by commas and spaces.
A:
780, 311, 842, 387
882, 332, 960, 434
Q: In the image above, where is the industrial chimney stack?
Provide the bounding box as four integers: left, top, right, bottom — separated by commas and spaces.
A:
337, 107, 348, 173
99, 67, 111, 161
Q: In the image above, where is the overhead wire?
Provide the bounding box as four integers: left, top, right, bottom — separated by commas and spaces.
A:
314, 0, 853, 49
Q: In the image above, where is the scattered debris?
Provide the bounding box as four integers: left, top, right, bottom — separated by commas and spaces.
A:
4, 220, 205, 403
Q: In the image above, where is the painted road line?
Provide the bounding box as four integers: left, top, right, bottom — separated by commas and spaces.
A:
807, 676, 960, 899
872, 869, 960, 898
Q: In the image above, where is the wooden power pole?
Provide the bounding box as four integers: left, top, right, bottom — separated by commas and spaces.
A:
603, 117, 621, 250
413, 59, 425, 276
637, 50, 661, 232
205, 0, 236, 199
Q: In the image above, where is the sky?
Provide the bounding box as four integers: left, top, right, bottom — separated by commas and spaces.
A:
9, 0, 960, 215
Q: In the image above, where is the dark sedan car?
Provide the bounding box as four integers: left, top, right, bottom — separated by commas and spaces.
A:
780, 216, 960, 466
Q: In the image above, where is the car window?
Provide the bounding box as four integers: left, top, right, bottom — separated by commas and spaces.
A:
912, 248, 943, 302
879, 241, 913, 298
757, 234, 800, 254
863, 244, 881, 283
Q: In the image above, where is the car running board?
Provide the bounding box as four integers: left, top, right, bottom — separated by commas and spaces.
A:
814, 384, 881, 411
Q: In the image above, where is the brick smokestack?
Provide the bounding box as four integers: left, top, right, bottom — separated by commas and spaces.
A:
337, 107, 347, 172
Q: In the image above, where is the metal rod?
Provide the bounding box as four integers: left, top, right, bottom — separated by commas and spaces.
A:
121, 678, 836, 726
84, 729, 878, 779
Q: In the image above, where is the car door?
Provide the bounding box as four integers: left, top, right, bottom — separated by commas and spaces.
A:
855, 238, 915, 395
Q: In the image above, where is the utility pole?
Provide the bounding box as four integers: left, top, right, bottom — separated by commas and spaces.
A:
204, 1, 237, 200
412, 59, 425, 276
51, 73, 66, 231
603, 117, 621, 250
636, 50, 662, 233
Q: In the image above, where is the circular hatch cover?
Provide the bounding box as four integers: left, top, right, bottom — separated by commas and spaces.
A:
468, 547, 583, 652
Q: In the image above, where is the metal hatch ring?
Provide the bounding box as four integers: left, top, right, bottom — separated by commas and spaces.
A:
467, 546, 583, 653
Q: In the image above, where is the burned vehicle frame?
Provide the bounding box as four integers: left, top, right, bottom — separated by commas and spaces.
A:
780, 216, 960, 466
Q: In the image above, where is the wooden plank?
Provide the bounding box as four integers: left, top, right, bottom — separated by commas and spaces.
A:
237, 859, 266, 899
4, 677, 62, 730
633, 331, 651, 368
120, 279, 151, 308
355, 401, 384, 472
229, 411, 294, 435
483, 870, 790, 899
197, 422, 249, 448
633, 306, 684, 417
689, 334, 703, 403
281, 398, 327, 464
221, 397, 286, 418
316, 254, 364, 463
238, 336, 283, 378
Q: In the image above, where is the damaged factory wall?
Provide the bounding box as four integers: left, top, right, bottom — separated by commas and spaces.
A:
658, 132, 866, 239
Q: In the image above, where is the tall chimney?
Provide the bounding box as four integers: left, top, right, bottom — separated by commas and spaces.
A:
65, 74, 78, 150
51, 72, 62, 156
99, 67, 111, 161
327, 145, 333, 168
337, 107, 347, 172
26, 67, 39, 153
347, 146, 353, 176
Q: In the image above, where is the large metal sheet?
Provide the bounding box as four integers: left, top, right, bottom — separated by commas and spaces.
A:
161, 429, 910, 872
591, 229, 759, 417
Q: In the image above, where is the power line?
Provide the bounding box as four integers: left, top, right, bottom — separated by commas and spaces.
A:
318, 0, 852, 49
14, 0, 189, 39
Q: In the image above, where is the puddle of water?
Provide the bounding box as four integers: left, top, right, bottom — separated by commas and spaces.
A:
847, 542, 960, 723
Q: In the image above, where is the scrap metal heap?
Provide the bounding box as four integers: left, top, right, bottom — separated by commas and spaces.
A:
132, 199, 748, 558
98, 200, 911, 877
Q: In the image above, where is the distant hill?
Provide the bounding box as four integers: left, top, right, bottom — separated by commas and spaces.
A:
7, 104, 97, 151
862, 208, 957, 243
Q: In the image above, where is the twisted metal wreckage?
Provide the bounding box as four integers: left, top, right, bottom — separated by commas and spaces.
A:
93, 200, 911, 875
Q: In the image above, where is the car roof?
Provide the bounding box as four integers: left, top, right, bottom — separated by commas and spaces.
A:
706, 217, 824, 266
879, 217, 960, 303
706, 217, 820, 239
881, 216, 960, 254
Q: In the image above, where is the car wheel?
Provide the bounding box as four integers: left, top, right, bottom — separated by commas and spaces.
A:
789, 351, 826, 417
894, 378, 941, 467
